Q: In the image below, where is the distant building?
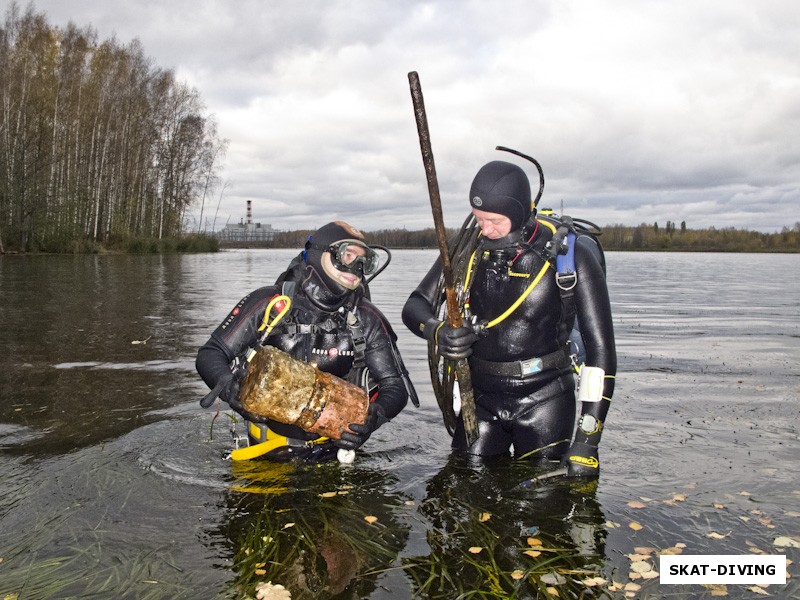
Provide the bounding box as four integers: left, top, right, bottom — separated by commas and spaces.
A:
217, 200, 274, 242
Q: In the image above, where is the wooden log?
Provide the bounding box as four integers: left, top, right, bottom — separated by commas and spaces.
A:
239, 346, 369, 439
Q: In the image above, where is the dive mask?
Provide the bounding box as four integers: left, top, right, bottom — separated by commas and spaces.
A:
326, 240, 379, 276
306, 238, 379, 277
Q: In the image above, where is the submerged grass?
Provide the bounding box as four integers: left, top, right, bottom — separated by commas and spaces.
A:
224, 472, 409, 599
402, 496, 611, 599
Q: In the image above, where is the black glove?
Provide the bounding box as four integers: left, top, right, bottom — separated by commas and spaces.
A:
561, 441, 600, 478
208, 363, 270, 424
425, 319, 478, 359
334, 403, 388, 450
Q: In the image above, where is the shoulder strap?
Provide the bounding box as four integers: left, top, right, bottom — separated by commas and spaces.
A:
346, 309, 367, 369
542, 215, 578, 345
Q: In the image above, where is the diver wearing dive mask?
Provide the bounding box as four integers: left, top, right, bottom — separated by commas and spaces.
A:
196, 220, 413, 462
305, 225, 380, 292
324, 240, 380, 277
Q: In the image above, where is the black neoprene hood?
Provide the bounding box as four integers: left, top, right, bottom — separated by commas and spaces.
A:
469, 160, 532, 231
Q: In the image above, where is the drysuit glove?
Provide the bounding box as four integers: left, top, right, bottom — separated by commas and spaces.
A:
425, 319, 478, 359
219, 369, 270, 424
334, 403, 388, 450
562, 441, 600, 478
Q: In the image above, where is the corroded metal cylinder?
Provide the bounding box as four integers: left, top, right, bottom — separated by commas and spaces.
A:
239, 346, 369, 439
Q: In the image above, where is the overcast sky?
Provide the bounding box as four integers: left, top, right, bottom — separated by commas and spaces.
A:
24, 0, 800, 233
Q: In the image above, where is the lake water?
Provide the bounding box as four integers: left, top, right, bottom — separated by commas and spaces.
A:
1, 250, 798, 599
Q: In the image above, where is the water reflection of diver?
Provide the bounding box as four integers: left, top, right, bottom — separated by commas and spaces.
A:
407, 454, 607, 597
217, 461, 411, 599
196, 221, 417, 461
402, 154, 616, 476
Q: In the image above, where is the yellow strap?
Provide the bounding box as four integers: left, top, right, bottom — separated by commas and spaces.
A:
463, 249, 479, 290
257, 294, 292, 334
230, 437, 288, 461
485, 260, 551, 329
230, 427, 331, 461
461, 218, 558, 330
538, 218, 557, 234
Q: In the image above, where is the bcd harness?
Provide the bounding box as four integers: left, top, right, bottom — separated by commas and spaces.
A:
261, 279, 418, 406
462, 214, 592, 378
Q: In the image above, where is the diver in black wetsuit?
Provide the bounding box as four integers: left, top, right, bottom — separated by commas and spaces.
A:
402, 160, 616, 477
197, 221, 412, 461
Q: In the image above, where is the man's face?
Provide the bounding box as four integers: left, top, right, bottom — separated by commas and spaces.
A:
472, 207, 513, 239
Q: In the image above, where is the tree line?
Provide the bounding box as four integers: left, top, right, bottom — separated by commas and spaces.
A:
227, 220, 800, 253
0, 3, 226, 253
599, 221, 800, 252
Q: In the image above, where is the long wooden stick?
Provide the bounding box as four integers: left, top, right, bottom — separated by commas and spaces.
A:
408, 71, 479, 446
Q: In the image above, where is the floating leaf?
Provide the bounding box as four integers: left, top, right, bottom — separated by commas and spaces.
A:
255, 582, 291, 600
713, 503, 725, 509
747, 586, 770, 596
319, 491, 337, 498
624, 582, 642, 591
582, 576, 607, 586
631, 561, 652, 573
511, 570, 525, 580
659, 546, 684, 555
468, 546, 483, 554
739, 491, 752, 496
642, 570, 659, 580
672, 493, 687, 502
605, 520, 621, 529
255, 568, 267, 575
478, 512, 491, 522
774, 536, 800, 548
707, 531, 728, 539
282, 522, 295, 530
627, 501, 647, 509
758, 518, 775, 528
523, 550, 542, 558
404, 500, 416, 506
634, 547, 655, 554
364, 515, 378, 524
527, 537, 543, 546
626, 553, 651, 561
608, 581, 625, 591
629, 522, 643, 531
546, 587, 559, 596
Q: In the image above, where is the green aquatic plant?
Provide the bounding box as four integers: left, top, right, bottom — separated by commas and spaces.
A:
222, 464, 410, 599
402, 497, 610, 599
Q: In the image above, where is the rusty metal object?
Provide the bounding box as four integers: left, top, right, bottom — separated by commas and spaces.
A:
239, 346, 369, 439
